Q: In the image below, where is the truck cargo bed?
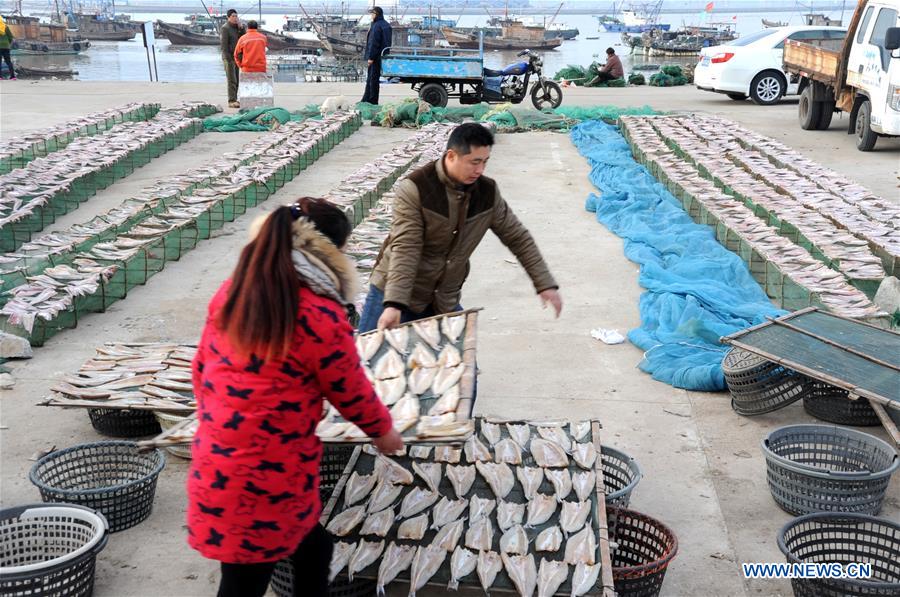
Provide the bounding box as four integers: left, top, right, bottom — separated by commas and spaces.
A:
783, 39, 841, 84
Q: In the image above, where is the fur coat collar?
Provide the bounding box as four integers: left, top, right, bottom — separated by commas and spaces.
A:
290, 218, 359, 305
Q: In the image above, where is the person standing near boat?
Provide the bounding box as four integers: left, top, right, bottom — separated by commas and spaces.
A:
233, 20, 267, 74
220, 9, 245, 108
361, 6, 392, 105
0, 16, 16, 81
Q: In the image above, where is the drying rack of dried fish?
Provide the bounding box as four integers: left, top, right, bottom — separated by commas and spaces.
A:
320, 417, 615, 596
0, 103, 161, 175
0, 102, 220, 253
0, 113, 362, 346
620, 116, 885, 323
39, 343, 197, 414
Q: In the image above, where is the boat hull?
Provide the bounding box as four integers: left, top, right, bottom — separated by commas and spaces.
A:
155, 21, 218, 46
11, 39, 91, 54
441, 27, 562, 50
602, 23, 670, 33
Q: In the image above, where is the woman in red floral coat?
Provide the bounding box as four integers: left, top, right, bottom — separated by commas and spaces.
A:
187, 198, 403, 597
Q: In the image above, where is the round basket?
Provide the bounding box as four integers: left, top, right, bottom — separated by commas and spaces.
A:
802, 382, 880, 427
762, 425, 898, 516
271, 557, 376, 597
319, 445, 357, 503
723, 348, 807, 415
154, 412, 192, 459
0, 503, 109, 597
87, 408, 162, 438
29, 441, 166, 533
607, 506, 679, 597
601, 445, 642, 508
778, 512, 900, 597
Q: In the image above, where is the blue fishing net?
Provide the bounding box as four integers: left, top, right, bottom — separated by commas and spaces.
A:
571, 120, 785, 391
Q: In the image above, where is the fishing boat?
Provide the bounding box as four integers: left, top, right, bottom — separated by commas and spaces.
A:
761, 18, 788, 28
264, 29, 322, 53
441, 17, 563, 51
596, 1, 670, 33
804, 13, 842, 26
623, 22, 738, 57
155, 20, 218, 45
15, 64, 78, 78
4, 14, 90, 54
69, 12, 142, 41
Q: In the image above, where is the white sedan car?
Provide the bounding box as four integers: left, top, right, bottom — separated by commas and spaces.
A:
694, 26, 846, 105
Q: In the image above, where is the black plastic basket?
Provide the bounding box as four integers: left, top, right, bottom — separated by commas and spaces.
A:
320, 444, 357, 504
723, 348, 807, 415
601, 445, 642, 508
29, 441, 166, 533
778, 512, 900, 597
802, 382, 881, 427
0, 503, 109, 597
270, 552, 376, 597
87, 408, 162, 438
762, 425, 898, 516
607, 506, 679, 597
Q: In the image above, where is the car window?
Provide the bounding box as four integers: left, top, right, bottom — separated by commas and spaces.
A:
730, 29, 776, 47
857, 6, 874, 44
825, 29, 847, 40
869, 7, 898, 70
775, 30, 830, 49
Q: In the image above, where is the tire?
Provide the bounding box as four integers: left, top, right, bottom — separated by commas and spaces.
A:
817, 101, 835, 130
799, 85, 823, 130
418, 83, 448, 108
531, 80, 563, 110
749, 71, 786, 106
726, 92, 747, 101
855, 99, 878, 151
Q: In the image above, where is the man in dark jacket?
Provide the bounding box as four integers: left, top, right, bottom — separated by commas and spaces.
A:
220, 9, 245, 108
361, 6, 392, 105
358, 123, 563, 332
590, 47, 624, 85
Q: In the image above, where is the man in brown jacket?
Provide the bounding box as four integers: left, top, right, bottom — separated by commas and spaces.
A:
359, 123, 562, 332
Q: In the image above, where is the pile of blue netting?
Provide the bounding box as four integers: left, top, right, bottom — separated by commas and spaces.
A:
571, 120, 785, 391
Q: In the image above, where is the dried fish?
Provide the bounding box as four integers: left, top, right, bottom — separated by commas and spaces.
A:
413, 461, 442, 493
317, 419, 352, 439
416, 417, 473, 440
464, 435, 492, 463
538, 426, 572, 453
359, 507, 395, 538
408, 365, 438, 395
572, 443, 597, 470
384, 327, 409, 354
348, 539, 384, 581
526, 494, 557, 528
330, 541, 356, 583
570, 562, 601, 597
480, 421, 502, 446
433, 518, 465, 552
560, 501, 591, 536
500, 524, 529, 555
495, 438, 523, 465
546, 469, 573, 502
570, 421, 591, 443
399, 487, 439, 519
326, 505, 366, 536
344, 472, 378, 508
437, 344, 462, 368
367, 481, 403, 513
441, 315, 466, 343
507, 423, 531, 450
517, 467, 545, 500
408, 342, 437, 370
564, 525, 596, 565
448, 546, 478, 591
502, 553, 538, 597
535, 526, 563, 552
476, 461, 515, 499
431, 497, 468, 530
530, 438, 569, 468
412, 319, 442, 350
397, 514, 429, 541
427, 384, 460, 416
464, 516, 494, 551
434, 446, 462, 464
432, 363, 466, 396
477, 550, 503, 593
390, 393, 420, 433
448, 465, 476, 498
377, 542, 416, 596
497, 500, 526, 531
375, 454, 414, 485
375, 377, 407, 406
356, 330, 383, 362
469, 495, 496, 523
572, 471, 596, 502
409, 446, 433, 460
410, 545, 446, 597
538, 559, 569, 597
374, 349, 405, 380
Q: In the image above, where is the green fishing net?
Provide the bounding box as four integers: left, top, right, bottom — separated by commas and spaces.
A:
628, 73, 646, 85
650, 65, 689, 87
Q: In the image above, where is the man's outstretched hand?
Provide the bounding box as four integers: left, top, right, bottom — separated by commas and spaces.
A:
377, 306, 402, 330
539, 288, 563, 318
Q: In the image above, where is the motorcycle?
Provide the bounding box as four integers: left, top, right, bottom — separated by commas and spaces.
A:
478, 50, 564, 110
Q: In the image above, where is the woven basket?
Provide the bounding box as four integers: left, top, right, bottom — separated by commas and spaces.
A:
601, 445, 642, 508
802, 382, 880, 427
778, 512, 900, 596
29, 441, 166, 533
0, 503, 109, 597
607, 506, 679, 597
154, 412, 192, 459
88, 408, 162, 438
723, 348, 807, 415
271, 558, 376, 597
762, 425, 898, 516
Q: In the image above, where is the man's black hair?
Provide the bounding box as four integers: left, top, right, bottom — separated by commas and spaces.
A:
606, 47, 615, 55
247, 20, 258, 29
446, 123, 494, 156
226, 8, 237, 17
369, 6, 384, 19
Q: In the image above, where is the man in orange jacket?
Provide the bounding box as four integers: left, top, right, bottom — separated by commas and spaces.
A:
233, 20, 267, 73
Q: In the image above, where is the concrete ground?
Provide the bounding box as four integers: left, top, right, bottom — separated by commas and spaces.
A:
1, 82, 898, 597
